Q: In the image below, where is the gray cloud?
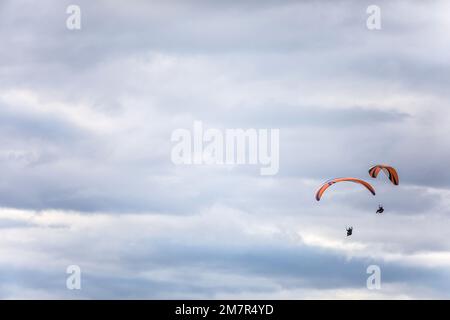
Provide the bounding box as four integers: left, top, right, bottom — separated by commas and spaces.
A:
0, 0, 449, 298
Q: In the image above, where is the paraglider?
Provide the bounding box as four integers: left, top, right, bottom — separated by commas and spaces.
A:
369, 164, 399, 213
376, 205, 384, 214
315, 165, 400, 237
315, 177, 376, 201
346, 227, 353, 236
315, 177, 376, 237
368, 165, 399, 185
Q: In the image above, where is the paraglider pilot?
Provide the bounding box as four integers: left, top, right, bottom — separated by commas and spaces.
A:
376, 205, 384, 214
346, 227, 353, 236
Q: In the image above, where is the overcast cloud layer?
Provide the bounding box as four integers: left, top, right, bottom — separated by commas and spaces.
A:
1, 0, 450, 299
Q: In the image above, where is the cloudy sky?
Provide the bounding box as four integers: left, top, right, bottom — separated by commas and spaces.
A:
1, 0, 450, 299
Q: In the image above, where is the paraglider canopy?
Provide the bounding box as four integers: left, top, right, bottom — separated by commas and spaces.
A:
315, 177, 376, 201
369, 165, 399, 185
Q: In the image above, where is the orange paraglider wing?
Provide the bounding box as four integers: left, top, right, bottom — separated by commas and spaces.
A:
315, 177, 376, 201
368, 165, 399, 185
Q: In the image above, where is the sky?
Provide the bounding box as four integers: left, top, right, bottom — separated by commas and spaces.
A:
1, 0, 450, 299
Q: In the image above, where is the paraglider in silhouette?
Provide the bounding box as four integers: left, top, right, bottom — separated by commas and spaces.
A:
376, 205, 384, 214
368, 165, 398, 214
346, 227, 353, 236
368, 165, 399, 185
315, 177, 376, 201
